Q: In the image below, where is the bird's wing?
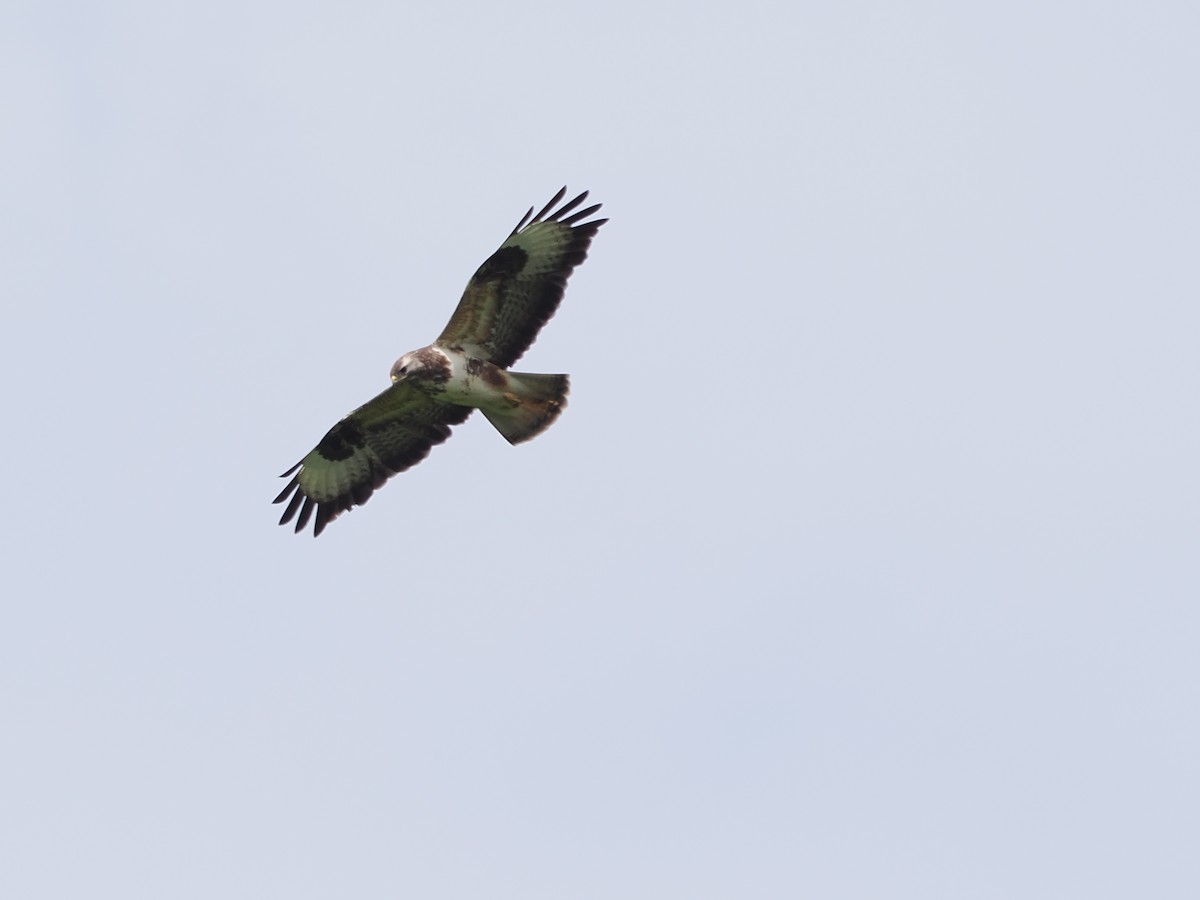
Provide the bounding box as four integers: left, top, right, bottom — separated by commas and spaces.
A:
436, 187, 607, 369
274, 381, 472, 536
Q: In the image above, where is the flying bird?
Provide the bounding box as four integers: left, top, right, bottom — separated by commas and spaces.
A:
274, 187, 606, 536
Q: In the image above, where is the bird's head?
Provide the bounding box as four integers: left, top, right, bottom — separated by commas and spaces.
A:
391, 346, 451, 385
390, 352, 418, 383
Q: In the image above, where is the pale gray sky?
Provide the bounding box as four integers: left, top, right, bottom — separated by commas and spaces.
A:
3, 1, 1198, 897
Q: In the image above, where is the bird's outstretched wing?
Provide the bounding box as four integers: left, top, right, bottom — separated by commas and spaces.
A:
274, 382, 472, 537
436, 187, 607, 369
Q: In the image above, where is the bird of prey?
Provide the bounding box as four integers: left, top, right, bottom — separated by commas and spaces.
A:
274, 187, 606, 536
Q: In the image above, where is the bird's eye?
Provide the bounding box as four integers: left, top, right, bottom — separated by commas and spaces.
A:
398, 366, 408, 375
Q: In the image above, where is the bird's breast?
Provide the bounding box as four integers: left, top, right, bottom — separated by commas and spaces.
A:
441, 352, 510, 407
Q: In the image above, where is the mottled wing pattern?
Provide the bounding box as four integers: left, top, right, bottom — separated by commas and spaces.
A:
437, 187, 607, 369
274, 382, 472, 536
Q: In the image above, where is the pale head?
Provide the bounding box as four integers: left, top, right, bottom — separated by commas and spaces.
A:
390, 346, 451, 384
390, 351, 419, 383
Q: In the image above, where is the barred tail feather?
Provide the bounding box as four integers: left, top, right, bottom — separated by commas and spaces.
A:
481, 372, 569, 445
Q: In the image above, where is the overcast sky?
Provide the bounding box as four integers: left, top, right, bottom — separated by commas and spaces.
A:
3, 1, 1198, 897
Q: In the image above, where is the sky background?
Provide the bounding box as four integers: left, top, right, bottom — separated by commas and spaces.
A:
3, 1, 1198, 897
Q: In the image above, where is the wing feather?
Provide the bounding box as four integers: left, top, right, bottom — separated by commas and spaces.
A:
436, 187, 607, 369
274, 382, 472, 536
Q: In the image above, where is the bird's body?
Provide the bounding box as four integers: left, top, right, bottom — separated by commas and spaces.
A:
274, 187, 606, 536
390, 344, 570, 444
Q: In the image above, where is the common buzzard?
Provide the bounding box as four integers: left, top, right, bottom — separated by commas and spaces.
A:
274, 187, 606, 536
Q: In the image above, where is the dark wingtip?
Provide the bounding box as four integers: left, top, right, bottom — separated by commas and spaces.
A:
547, 190, 588, 222
273, 472, 300, 506
516, 187, 606, 234
278, 485, 305, 526
561, 203, 603, 227
294, 496, 315, 534
511, 205, 535, 236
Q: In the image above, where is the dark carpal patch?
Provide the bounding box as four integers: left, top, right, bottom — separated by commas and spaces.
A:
315, 419, 365, 462
473, 246, 527, 281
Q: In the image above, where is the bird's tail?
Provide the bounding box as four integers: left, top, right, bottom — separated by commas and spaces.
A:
480, 372, 569, 445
